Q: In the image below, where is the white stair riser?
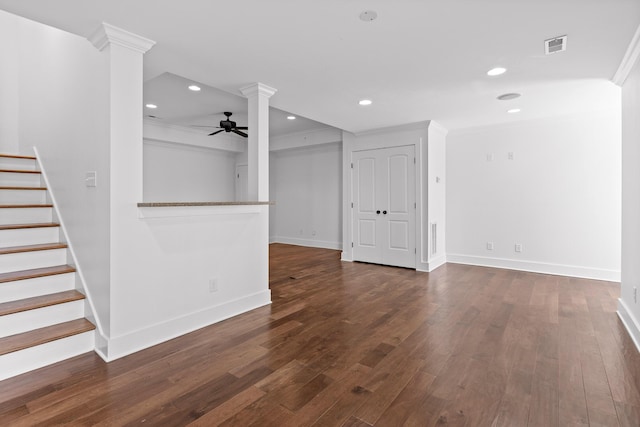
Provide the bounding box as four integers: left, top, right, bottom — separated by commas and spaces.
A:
0, 330, 94, 381
0, 273, 75, 303
0, 207, 52, 225
0, 190, 47, 204
0, 158, 36, 170
0, 300, 84, 338
0, 227, 60, 248
0, 172, 42, 187
0, 249, 67, 274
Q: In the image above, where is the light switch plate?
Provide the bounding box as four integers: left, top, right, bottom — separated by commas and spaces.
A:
85, 171, 97, 187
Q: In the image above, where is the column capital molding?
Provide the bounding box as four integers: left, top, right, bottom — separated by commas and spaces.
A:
239, 82, 277, 99
88, 23, 156, 54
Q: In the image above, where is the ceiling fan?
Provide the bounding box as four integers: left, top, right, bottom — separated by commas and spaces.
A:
207, 112, 248, 137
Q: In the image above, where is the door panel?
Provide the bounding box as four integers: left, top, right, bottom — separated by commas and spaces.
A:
357, 157, 376, 213
388, 221, 409, 249
388, 154, 409, 213
352, 145, 415, 268
358, 219, 377, 247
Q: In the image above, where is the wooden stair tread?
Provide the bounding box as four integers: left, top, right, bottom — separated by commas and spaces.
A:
0, 265, 76, 284
0, 243, 67, 255
0, 290, 85, 317
0, 204, 53, 209
0, 154, 36, 160
0, 222, 59, 230
0, 318, 94, 356
0, 186, 46, 191
0, 169, 41, 174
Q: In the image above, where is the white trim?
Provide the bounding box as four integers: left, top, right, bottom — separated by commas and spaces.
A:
354, 121, 429, 137
271, 236, 342, 251
613, 23, 640, 86
103, 290, 271, 361
340, 252, 353, 262
617, 298, 640, 353
446, 253, 620, 282
138, 204, 266, 219
239, 82, 278, 98
32, 147, 108, 343
428, 120, 449, 136
88, 22, 156, 53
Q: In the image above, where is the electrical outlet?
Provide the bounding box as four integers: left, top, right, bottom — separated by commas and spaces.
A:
312, 230, 317, 236
508, 152, 514, 160
486, 242, 494, 251
515, 244, 523, 253
209, 279, 218, 293
486, 153, 494, 162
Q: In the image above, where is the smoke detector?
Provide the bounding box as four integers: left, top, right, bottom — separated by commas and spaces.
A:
545, 35, 567, 55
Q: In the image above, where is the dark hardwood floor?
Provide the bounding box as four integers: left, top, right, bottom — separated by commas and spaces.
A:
1, 243, 639, 426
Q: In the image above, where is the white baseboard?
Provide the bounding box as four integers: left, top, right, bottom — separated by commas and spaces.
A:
446, 254, 620, 282
271, 236, 342, 251
103, 290, 272, 361
617, 298, 640, 353
417, 255, 447, 272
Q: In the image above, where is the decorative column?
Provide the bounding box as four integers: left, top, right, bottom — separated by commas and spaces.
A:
239, 83, 277, 201
87, 23, 154, 347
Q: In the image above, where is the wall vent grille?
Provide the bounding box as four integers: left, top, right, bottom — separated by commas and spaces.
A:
431, 222, 437, 256
545, 35, 567, 55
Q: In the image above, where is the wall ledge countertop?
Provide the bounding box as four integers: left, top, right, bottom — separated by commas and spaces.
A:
137, 201, 274, 207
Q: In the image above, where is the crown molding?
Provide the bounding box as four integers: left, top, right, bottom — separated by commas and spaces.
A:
354, 120, 429, 137
239, 82, 278, 98
88, 23, 156, 53
613, 23, 640, 86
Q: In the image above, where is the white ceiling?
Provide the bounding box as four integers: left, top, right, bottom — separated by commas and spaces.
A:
143, 72, 333, 138
0, 0, 638, 133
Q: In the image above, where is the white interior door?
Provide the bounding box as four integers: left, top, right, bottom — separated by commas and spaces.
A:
352, 146, 416, 268
235, 164, 248, 201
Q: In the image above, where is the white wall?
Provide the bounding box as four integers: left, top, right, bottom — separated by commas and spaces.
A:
271, 142, 342, 249
619, 37, 640, 350
426, 123, 447, 269
0, 11, 112, 334
447, 111, 622, 281
0, 11, 19, 154
143, 140, 236, 202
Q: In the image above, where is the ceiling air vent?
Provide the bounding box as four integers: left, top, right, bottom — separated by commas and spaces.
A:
545, 35, 567, 55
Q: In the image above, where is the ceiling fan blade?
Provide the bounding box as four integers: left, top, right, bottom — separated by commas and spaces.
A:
232, 129, 248, 137
208, 130, 225, 136
191, 125, 219, 128
235, 126, 248, 130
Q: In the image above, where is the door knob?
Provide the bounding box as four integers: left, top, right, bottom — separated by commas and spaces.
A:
376, 210, 381, 214
383, 210, 387, 215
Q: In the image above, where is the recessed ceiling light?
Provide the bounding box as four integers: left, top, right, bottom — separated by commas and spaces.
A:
487, 67, 507, 76
188, 85, 201, 91
359, 10, 378, 21
359, 99, 372, 106
507, 108, 521, 114
287, 116, 296, 120
145, 104, 157, 109
497, 93, 521, 101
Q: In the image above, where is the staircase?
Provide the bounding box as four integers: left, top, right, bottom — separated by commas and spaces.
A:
0, 153, 95, 381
